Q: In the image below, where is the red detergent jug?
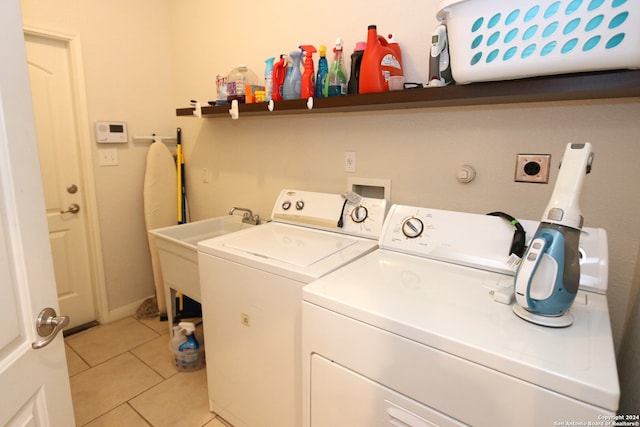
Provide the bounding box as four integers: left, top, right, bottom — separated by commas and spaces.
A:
359, 25, 403, 94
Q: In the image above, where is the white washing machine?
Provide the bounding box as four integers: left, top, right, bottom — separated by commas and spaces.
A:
197, 189, 387, 427
302, 204, 619, 427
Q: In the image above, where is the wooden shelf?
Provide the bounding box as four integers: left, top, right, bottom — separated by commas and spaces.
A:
176, 69, 640, 118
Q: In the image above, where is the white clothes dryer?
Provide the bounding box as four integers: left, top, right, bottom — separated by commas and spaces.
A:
197, 189, 387, 427
302, 204, 619, 427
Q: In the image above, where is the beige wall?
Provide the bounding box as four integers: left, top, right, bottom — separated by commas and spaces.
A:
20, 0, 176, 314
170, 0, 639, 411
169, 0, 640, 349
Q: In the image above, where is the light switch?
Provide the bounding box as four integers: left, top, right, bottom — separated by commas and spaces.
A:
98, 148, 118, 166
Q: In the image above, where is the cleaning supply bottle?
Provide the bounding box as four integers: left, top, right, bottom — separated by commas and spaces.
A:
347, 41, 366, 95
265, 57, 275, 102
226, 65, 259, 103
272, 55, 287, 101
323, 38, 348, 97
315, 45, 328, 98
170, 325, 187, 351
359, 25, 403, 94
283, 51, 302, 100
299, 45, 317, 99
177, 321, 200, 369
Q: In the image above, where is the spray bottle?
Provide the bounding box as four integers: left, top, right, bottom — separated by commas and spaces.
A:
283, 51, 302, 100
299, 45, 317, 99
323, 37, 348, 97
272, 55, 287, 101
265, 57, 275, 102
316, 45, 329, 98
177, 321, 200, 369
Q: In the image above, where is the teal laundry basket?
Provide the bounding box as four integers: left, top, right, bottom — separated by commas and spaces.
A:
437, 0, 640, 83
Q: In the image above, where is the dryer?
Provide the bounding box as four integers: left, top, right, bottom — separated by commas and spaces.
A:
197, 189, 387, 427
302, 204, 619, 426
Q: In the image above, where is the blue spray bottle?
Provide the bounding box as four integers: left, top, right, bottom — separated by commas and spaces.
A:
265, 57, 275, 102
283, 50, 302, 100
316, 45, 328, 98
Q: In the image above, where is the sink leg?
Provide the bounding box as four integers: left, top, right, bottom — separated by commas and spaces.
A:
165, 285, 177, 335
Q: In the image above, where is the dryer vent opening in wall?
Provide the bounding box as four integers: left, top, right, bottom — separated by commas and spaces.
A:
515, 154, 550, 183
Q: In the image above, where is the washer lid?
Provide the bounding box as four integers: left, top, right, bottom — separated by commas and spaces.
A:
222, 225, 359, 267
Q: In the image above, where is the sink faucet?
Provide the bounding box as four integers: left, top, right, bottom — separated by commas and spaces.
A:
229, 207, 260, 225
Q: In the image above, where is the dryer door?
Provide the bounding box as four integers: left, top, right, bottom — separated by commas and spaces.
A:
310, 354, 464, 427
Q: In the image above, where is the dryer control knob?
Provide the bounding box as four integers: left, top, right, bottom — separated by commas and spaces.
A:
282, 201, 291, 210
402, 217, 424, 238
351, 206, 368, 223
296, 200, 305, 210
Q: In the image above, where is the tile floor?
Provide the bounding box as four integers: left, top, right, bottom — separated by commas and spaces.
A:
64, 316, 230, 427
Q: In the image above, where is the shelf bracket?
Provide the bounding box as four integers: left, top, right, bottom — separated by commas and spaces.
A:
307, 97, 314, 110
268, 100, 275, 112
229, 99, 239, 120
192, 101, 203, 119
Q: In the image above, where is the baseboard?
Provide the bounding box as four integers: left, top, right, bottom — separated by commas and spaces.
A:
105, 295, 155, 323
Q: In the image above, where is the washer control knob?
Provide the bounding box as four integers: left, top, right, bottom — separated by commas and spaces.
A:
402, 217, 424, 238
351, 206, 368, 223
296, 200, 305, 211
282, 201, 291, 210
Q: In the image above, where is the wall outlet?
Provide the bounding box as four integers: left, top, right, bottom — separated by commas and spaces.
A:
344, 151, 357, 173
515, 154, 550, 183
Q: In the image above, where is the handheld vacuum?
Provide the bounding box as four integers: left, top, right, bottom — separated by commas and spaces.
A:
513, 143, 594, 327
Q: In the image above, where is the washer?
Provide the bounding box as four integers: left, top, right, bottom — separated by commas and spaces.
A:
302, 204, 619, 426
197, 189, 387, 427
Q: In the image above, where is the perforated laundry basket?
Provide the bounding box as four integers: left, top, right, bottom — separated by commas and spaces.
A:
437, 0, 640, 84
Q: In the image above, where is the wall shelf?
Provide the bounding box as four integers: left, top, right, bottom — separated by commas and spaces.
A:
176, 69, 640, 118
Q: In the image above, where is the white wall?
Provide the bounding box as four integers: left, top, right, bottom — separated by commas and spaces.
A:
20, 0, 176, 314
169, 0, 639, 413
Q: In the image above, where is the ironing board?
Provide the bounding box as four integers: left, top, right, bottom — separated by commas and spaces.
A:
143, 141, 177, 315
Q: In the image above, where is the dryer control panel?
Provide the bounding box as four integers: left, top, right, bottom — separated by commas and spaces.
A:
379, 204, 608, 292
271, 189, 388, 240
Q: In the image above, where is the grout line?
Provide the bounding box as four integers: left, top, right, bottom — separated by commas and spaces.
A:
127, 401, 154, 426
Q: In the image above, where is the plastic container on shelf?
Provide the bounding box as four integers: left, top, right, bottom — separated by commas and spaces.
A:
215, 74, 228, 105
283, 51, 302, 100
226, 65, 259, 103
272, 55, 287, 101
323, 37, 348, 97
347, 41, 366, 95
300, 45, 317, 98
316, 45, 329, 97
437, 0, 640, 84
359, 25, 403, 94
265, 57, 275, 102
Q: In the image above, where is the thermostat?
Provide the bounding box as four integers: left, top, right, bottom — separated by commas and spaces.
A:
95, 121, 128, 143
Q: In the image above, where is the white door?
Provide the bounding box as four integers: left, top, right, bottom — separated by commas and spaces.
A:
24, 31, 97, 330
0, 1, 75, 425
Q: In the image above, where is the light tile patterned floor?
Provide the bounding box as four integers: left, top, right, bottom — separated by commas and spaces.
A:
64, 316, 229, 427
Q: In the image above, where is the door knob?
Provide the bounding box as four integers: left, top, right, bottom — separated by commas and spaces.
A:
32, 307, 69, 349
60, 203, 80, 214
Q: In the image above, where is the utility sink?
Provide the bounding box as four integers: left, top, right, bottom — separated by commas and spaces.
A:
149, 215, 256, 327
